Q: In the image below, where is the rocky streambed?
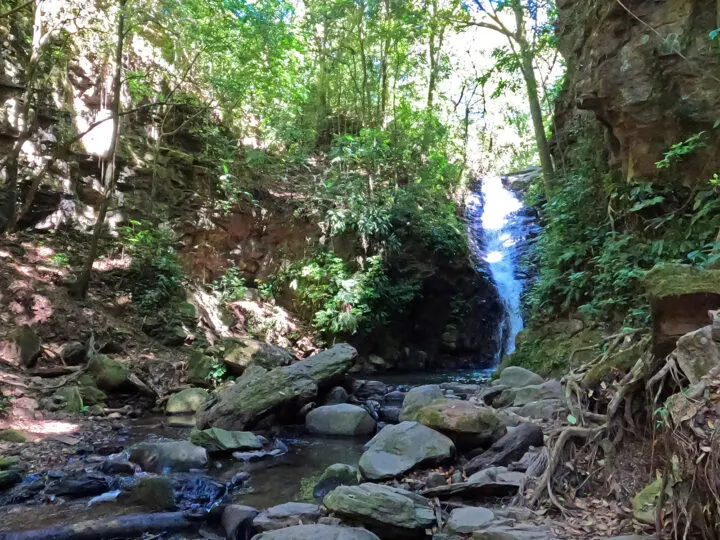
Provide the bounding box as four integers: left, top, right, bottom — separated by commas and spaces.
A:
0, 344, 650, 540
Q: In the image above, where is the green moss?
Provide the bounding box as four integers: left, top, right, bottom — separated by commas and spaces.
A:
0, 429, 26, 443
0, 456, 20, 470
498, 326, 604, 378
88, 355, 130, 390
582, 338, 649, 385
55, 386, 83, 412
645, 263, 720, 299
632, 477, 662, 524
298, 473, 322, 501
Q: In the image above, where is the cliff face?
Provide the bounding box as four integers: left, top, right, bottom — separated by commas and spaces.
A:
555, 0, 720, 183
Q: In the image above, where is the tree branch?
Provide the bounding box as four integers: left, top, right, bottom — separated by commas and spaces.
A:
0, 0, 33, 19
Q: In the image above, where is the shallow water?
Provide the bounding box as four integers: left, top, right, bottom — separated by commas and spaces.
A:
370, 368, 495, 389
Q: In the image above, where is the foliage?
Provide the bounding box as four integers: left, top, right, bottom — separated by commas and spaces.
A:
120, 220, 185, 316
214, 267, 248, 301
655, 131, 707, 169
527, 119, 720, 326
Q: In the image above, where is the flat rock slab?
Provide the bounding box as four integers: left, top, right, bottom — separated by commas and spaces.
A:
323, 483, 434, 538
253, 502, 323, 531
252, 524, 380, 540
359, 421, 454, 480
306, 404, 376, 436
445, 507, 495, 534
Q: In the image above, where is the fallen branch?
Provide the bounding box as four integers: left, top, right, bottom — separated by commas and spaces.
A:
0, 512, 203, 540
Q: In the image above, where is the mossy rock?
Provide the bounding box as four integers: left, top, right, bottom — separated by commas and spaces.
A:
632, 477, 663, 524
0, 429, 26, 443
88, 355, 131, 391
582, 339, 649, 386
78, 376, 108, 406
0, 470, 22, 491
54, 386, 84, 412
122, 477, 176, 510
0, 456, 20, 470
177, 302, 197, 325
187, 351, 213, 385
645, 263, 720, 299
166, 388, 211, 414
189, 427, 262, 453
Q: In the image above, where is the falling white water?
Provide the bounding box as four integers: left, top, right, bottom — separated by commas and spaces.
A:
468, 176, 528, 357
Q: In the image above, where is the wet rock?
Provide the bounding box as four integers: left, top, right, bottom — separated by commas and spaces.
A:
129, 440, 208, 472
122, 477, 177, 510
383, 391, 406, 407
444, 506, 494, 534
379, 406, 401, 424
314, 464, 358, 498
233, 440, 288, 462
470, 523, 557, 539
0, 470, 22, 491
464, 423, 544, 474
497, 366, 543, 388
190, 427, 263, 453
324, 387, 349, 405
399, 385, 443, 421
253, 502, 323, 531
440, 383, 482, 397
172, 473, 225, 510
197, 344, 358, 430
354, 381, 388, 400
306, 404, 376, 437
100, 454, 135, 475
61, 341, 87, 365
410, 398, 507, 450
46, 470, 110, 497
223, 504, 258, 540
359, 421, 454, 480
476, 385, 508, 406
88, 355, 132, 391
507, 399, 565, 420
252, 524, 380, 540
224, 339, 296, 375
323, 483, 434, 538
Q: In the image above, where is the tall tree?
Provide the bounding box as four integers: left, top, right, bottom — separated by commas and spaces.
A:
468, 0, 555, 195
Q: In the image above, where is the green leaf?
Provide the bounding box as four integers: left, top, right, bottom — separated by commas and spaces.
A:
567, 414, 578, 425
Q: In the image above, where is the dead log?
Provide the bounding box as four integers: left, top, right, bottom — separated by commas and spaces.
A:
0, 511, 203, 540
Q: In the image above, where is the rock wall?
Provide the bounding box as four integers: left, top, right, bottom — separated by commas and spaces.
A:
555, 0, 720, 183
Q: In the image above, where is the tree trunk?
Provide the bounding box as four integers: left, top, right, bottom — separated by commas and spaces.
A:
76, 0, 126, 299
520, 47, 554, 196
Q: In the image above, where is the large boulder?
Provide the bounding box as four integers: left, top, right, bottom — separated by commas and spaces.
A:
358, 421, 454, 480
306, 404, 376, 437
675, 326, 720, 384
497, 366, 543, 388
223, 504, 258, 540
464, 423, 544, 474
252, 525, 380, 540
129, 440, 208, 472
410, 398, 507, 449
166, 388, 212, 427
196, 344, 358, 430
253, 502, 323, 531
399, 385, 443, 421
323, 483, 434, 538
224, 339, 296, 375
190, 427, 263, 453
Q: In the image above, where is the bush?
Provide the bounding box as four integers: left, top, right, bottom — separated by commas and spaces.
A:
120, 220, 185, 316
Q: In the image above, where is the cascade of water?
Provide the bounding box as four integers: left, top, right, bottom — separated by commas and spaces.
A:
468, 175, 533, 359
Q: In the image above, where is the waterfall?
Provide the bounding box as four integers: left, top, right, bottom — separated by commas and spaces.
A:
468, 174, 534, 359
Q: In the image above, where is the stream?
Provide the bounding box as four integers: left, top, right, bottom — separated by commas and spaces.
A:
0, 176, 538, 537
